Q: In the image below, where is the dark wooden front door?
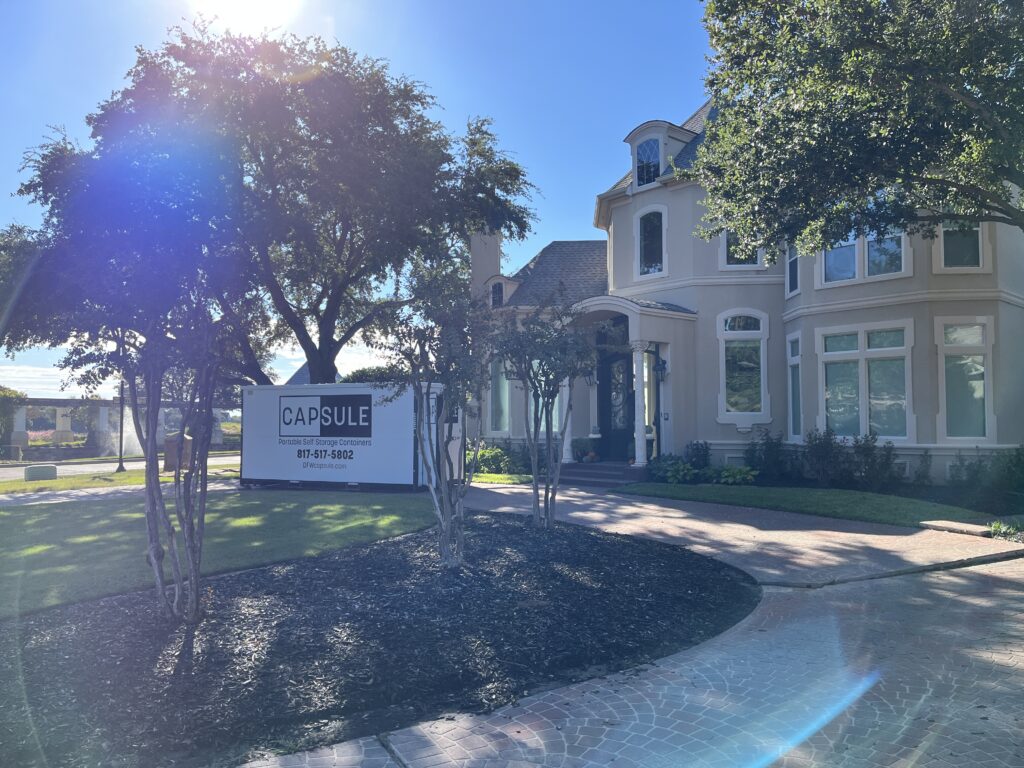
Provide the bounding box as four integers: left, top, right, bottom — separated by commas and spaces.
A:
598, 351, 633, 460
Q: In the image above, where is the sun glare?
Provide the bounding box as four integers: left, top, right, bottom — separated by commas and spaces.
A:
189, 0, 305, 35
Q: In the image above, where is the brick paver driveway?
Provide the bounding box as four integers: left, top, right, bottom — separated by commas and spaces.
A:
241, 486, 1024, 768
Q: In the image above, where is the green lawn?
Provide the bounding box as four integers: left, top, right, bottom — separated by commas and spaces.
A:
474, 473, 533, 484
0, 489, 435, 619
618, 483, 990, 528
0, 465, 239, 494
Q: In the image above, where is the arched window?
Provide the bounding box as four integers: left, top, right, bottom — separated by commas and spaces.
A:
635, 205, 667, 278
636, 138, 660, 186
717, 309, 771, 429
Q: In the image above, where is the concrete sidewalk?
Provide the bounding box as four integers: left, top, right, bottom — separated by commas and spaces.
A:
241, 485, 1024, 768
0, 453, 239, 482
466, 484, 1024, 586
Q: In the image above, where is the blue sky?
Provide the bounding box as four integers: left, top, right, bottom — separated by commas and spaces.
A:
0, 0, 712, 396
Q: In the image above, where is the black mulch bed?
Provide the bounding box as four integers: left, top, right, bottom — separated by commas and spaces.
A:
0, 512, 761, 768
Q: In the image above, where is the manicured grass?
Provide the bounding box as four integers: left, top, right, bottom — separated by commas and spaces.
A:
0, 488, 435, 618
0, 465, 239, 494
474, 473, 533, 484
618, 482, 990, 528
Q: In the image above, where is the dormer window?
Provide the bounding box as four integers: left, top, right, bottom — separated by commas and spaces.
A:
636, 138, 660, 186
491, 282, 504, 308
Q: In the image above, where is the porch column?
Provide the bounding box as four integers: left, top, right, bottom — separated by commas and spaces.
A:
53, 407, 74, 444
10, 406, 28, 448
560, 378, 573, 463
631, 342, 647, 467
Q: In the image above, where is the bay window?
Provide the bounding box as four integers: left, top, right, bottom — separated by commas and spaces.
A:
787, 333, 802, 440
936, 317, 994, 441
934, 222, 988, 273
717, 309, 771, 429
819, 230, 909, 286
816, 321, 913, 440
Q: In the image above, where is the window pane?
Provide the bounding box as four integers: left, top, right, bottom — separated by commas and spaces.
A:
787, 246, 799, 292
867, 329, 904, 349
945, 354, 986, 437
789, 338, 800, 357
724, 315, 761, 332
790, 363, 801, 436
943, 324, 984, 346
824, 243, 856, 282
867, 235, 902, 276
636, 139, 660, 186
824, 333, 858, 353
825, 361, 859, 436
639, 212, 663, 274
868, 358, 907, 436
943, 225, 980, 267
725, 339, 761, 412
489, 360, 508, 432
490, 282, 504, 308
726, 231, 757, 265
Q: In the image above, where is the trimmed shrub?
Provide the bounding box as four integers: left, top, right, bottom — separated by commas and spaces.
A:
683, 440, 711, 470
912, 449, 933, 485
949, 450, 989, 489
804, 428, 853, 487
990, 445, 1024, 493
851, 434, 901, 491
743, 429, 794, 483
477, 445, 514, 474
715, 466, 758, 485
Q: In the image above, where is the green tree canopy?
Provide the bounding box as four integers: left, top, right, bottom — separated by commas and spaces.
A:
695, 0, 1024, 257
96, 27, 533, 383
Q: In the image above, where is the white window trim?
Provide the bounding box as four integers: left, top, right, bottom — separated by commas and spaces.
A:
634, 204, 668, 281
814, 319, 916, 442
631, 134, 664, 191
935, 315, 996, 444
785, 246, 801, 298
931, 222, 992, 274
716, 308, 771, 431
485, 360, 511, 437
786, 331, 802, 442
815, 232, 913, 289
719, 232, 767, 271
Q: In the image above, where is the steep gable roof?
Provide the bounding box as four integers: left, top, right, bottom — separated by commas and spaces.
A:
508, 240, 608, 307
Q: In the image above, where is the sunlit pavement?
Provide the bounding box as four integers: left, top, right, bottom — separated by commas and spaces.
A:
241, 486, 1024, 767
0, 453, 239, 482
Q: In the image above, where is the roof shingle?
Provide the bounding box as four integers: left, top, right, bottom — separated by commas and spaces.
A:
508, 240, 608, 307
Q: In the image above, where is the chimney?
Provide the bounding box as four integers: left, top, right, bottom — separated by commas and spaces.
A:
469, 231, 502, 298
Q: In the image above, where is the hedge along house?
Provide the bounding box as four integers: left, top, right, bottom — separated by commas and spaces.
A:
474, 101, 1024, 481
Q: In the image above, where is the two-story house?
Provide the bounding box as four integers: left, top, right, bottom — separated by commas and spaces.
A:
474, 101, 1024, 481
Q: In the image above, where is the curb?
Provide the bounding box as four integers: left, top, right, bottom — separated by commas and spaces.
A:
760, 546, 1024, 589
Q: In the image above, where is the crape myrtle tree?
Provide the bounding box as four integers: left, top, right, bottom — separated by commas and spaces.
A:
2, 106, 273, 623
373, 253, 494, 568
495, 299, 596, 528
117, 26, 532, 383
693, 0, 1024, 260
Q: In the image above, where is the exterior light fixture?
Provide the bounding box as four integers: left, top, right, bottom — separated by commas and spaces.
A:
653, 358, 667, 384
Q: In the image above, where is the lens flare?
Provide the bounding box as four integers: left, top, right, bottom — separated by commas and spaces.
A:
188, 0, 305, 35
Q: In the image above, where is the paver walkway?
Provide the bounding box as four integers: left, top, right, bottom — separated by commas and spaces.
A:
241, 485, 1024, 768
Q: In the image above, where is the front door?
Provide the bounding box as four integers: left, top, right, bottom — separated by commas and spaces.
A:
598, 351, 633, 460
